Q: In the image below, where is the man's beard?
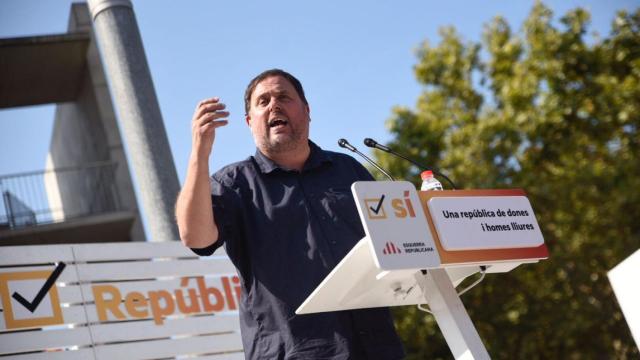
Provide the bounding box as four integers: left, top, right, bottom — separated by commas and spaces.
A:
258, 128, 305, 154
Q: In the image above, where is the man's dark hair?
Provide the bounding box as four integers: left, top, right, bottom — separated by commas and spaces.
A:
244, 69, 308, 115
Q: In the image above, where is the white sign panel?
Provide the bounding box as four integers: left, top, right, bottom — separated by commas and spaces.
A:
0, 243, 243, 359
352, 181, 441, 270
609, 250, 640, 348
428, 196, 544, 250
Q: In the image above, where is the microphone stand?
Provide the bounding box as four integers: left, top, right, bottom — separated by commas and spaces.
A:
363, 138, 458, 189
338, 139, 395, 181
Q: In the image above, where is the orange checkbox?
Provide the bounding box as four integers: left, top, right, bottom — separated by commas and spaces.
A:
0, 270, 64, 329
365, 197, 387, 219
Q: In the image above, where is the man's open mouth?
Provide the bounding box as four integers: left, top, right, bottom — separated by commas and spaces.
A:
269, 119, 288, 128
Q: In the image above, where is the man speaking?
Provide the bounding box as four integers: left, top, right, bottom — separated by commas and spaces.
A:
176, 69, 405, 359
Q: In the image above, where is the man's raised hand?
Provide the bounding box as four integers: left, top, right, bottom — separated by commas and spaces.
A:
191, 97, 229, 158
178, 98, 226, 249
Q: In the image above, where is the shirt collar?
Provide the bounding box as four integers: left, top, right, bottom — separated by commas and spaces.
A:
254, 140, 332, 174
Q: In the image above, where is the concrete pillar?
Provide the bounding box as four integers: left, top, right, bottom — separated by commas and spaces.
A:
87, 0, 179, 242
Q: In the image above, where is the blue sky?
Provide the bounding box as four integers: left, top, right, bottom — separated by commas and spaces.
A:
0, 0, 636, 183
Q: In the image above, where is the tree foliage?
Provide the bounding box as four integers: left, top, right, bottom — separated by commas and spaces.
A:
377, 2, 640, 358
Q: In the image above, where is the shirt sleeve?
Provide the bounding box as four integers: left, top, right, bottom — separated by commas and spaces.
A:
189, 174, 243, 257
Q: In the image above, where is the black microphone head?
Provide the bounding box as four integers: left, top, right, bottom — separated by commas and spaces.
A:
364, 137, 391, 152
363, 138, 377, 148
338, 138, 356, 152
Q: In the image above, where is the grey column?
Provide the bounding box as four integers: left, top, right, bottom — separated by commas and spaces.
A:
87, 0, 179, 242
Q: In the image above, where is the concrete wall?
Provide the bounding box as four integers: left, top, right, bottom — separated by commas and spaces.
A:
45, 3, 144, 242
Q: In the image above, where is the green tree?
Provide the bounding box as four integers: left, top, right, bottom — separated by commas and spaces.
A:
377, 2, 640, 358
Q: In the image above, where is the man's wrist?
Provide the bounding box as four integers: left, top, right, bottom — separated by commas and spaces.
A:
188, 151, 211, 170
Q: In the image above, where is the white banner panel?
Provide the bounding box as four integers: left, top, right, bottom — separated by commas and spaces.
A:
428, 196, 544, 250
609, 249, 640, 348
0, 242, 243, 359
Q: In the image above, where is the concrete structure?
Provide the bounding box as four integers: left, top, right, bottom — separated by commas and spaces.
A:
0, 2, 178, 244
88, 0, 180, 242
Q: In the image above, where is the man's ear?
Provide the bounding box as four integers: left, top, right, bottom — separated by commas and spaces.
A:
245, 114, 251, 127
306, 104, 311, 121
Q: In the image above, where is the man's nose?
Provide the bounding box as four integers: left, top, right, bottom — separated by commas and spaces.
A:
269, 98, 281, 112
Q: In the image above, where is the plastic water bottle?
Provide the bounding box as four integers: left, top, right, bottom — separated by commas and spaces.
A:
420, 170, 443, 191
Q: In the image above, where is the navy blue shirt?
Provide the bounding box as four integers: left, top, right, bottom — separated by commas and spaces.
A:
192, 141, 405, 360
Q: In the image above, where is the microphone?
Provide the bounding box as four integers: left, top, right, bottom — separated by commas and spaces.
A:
363, 138, 457, 189
338, 139, 395, 181
363, 138, 390, 152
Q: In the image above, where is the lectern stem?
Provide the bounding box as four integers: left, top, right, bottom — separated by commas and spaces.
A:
414, 269, 490, 360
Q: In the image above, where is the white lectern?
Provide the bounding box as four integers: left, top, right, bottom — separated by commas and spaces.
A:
297, 181, 548, 360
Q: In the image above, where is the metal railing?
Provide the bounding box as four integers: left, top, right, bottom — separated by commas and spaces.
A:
0, 161, 122, 229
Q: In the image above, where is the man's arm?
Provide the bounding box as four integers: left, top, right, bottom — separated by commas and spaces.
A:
176, 97, 229, 249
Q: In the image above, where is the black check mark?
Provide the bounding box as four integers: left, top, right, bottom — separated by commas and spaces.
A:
369, 195, 385, 214
12, 262, 66, 313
